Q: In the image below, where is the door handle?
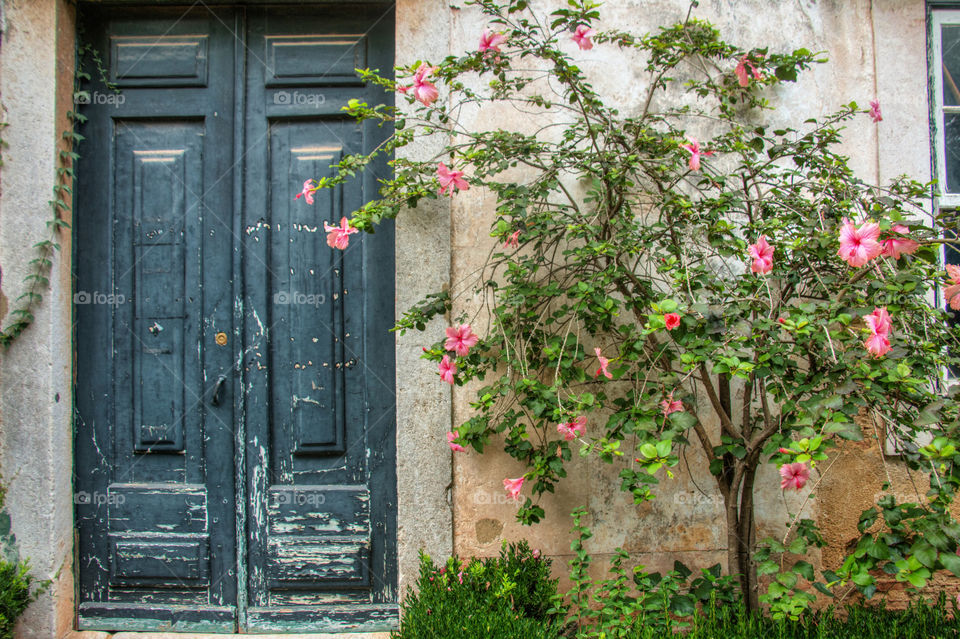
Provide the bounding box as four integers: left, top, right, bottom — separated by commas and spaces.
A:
211, 374, 228, 406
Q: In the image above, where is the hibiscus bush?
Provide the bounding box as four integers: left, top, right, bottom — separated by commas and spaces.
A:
304, 0, 960, 618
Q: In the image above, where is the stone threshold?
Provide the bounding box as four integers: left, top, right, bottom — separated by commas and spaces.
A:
66, 632, 390, 639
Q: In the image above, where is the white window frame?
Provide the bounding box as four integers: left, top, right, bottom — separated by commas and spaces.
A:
931, 10, 960, 209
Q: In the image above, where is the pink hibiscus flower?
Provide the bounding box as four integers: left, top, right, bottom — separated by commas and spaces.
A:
294, 179, 315, 205
503, 476, 525, 500
437, 162, 469, 195
557, 415, 587, 441
447, 431, 466, 453
412, 64, 439, 106
779, 462, 810, 491
869, 99, 883, 123
323, 217, 359, 250
479, 28, 508, 53
438, 355, 456, 384
864, 306, 893, 358
664, 313, 681, 330
572, 25, 596, 50
660, 394, 684, 416
594, 347, 612, 379
864, 331, 891, 358
881, 224, 919, 260
680, 137, 714, 172
944, 264, 960, 310
865, 306, 893, 336
734, 55, 763, 87
444, 324, 479, 357
748, 235, 774, 274
837, 218, 882, 267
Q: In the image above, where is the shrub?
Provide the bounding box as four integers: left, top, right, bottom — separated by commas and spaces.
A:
392, 541, 566, 639
0, 559, 39, 639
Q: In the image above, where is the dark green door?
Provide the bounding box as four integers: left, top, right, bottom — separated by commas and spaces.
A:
74, 5, 396, 633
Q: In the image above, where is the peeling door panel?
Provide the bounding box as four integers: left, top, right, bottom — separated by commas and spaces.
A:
243, 6, 397, 632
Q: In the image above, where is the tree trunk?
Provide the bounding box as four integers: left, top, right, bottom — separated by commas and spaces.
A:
723, 463, 760, 612
738, 466, 759, 611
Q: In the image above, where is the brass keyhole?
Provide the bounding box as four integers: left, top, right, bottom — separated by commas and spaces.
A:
215, 332, 228, 346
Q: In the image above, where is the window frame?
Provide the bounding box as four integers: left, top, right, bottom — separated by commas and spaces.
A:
930, 10, 960, 208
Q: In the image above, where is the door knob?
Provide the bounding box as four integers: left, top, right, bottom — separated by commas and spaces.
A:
211, 374, 228, 406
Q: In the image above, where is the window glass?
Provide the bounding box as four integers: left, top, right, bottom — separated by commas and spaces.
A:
942, 25, 960, 107
943, 113, 960, 193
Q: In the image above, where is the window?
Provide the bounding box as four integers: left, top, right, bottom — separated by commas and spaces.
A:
932, 10, 960, 210
932, 11, 960, 310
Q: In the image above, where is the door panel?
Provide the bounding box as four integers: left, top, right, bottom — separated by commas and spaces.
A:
75, 7, 239, 632
241, 7, 397, 631
75, 4, 396, 633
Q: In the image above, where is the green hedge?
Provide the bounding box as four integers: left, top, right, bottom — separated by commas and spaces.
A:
395, 543, 960, 638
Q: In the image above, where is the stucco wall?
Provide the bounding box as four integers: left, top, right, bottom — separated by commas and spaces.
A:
0, 0, 76, 637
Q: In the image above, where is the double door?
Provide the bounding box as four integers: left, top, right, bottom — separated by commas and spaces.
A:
74, 5, 397, 632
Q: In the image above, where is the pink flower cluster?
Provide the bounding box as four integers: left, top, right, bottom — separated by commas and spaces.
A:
660, 394, 683, 416
557, 415, 587, 441
944, 264, 960, 310
398, 64, 439, 106
680, 137, 714, 172
837, 220, 918, 268
447, 430, 466, 453
503, 476, 525, 500
779, 462, 810, 491
437, 162, 469, 196
864, 306, 893, 358
324, 217, 359, 250
593, 347, 612, 379
748, 235, 774, 274
735, 55, 763, 87
479, 28, 508, 53
436, 324, 479, 388
572, 25, 596, 50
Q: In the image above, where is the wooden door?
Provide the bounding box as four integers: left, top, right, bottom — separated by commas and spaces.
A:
74, 5, 396, 633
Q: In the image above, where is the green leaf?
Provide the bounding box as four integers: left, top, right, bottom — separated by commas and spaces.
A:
911, 541, 937, 569
939, 550, 960, 577
792, 560, 815, 581
655, 439, 673, 457
669, 594, 696, 617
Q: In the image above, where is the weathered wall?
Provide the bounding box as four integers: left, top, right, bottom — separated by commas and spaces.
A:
0, 1, 943, 637
0, 0, 76, 637
394, 0, 455, 596
439, 0, 940, 599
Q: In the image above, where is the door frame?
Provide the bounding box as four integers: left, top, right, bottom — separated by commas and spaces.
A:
54, 1, 453, 636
